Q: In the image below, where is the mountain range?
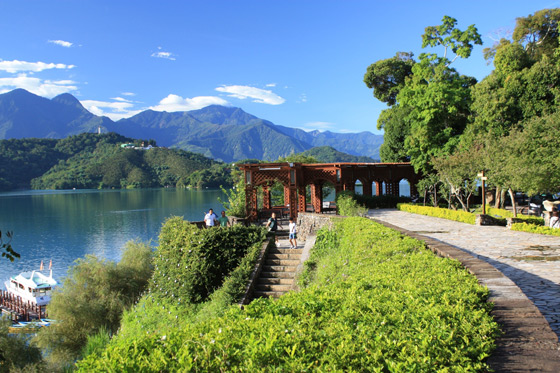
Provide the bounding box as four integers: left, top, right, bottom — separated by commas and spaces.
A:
0, 89, 383, 162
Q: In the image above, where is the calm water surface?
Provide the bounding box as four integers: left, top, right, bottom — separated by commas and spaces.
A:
0, 188, 225, 286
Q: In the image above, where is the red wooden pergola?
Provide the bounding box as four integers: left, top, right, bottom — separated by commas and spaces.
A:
239, 162, 421, 221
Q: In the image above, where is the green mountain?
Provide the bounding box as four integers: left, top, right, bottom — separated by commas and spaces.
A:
0, 132, 228, 191
298, 146, 377, 163
0, 89, 113, 139
0, 89, 384, 162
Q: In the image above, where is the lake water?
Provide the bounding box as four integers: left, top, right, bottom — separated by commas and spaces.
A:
0, 188, 225, 286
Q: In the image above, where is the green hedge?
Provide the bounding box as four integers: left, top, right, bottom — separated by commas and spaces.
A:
510, 222, 560, 236
485, 207, 544, 226
397, 203, 477, 224
355, 193, 412, 208
151, 217, 266, 303
77, 217, 498, 371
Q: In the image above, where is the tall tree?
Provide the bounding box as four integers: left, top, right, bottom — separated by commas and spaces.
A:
363, 52, 415, 106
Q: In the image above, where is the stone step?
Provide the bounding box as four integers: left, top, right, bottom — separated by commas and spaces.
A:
262, 265, 297, 273
253, 291, 286, 299
265, 259, 301, 266
258, 278, 293, 285
267, 253, 302, 260
268, 248, 303, 255
255, 284, 292, 292
260, 271, 296, 279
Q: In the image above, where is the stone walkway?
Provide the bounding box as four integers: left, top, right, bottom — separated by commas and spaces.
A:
367, 209, 560, 340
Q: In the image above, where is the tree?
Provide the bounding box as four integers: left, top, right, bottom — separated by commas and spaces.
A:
34, 240, 153, 366
513, 8, 560, 61
376, 106, 411, 162
0, 316, 43, 372
364, 52, 415, 106
0, 231, 19, 262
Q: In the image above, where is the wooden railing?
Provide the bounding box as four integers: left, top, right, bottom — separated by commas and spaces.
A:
0, 290, 47, 321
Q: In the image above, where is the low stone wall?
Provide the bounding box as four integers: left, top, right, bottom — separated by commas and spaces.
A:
475, 214, 506, 226
296, 212, 334, 241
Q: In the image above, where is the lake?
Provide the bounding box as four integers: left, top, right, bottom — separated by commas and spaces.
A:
0, 188, 226, 286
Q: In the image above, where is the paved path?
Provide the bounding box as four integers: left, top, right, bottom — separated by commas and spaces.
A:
368, 209, 560, 340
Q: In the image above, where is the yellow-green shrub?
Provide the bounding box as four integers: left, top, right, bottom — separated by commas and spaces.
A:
511, 222, 560, 236
397, 203, 476, 224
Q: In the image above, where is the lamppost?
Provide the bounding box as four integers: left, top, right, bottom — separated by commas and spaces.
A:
477, 171, 487, 215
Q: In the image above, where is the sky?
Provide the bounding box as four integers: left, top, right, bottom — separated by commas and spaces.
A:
1, 1, 559, 135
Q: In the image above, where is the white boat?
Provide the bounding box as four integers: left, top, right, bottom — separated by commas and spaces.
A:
4, 264, 58, 306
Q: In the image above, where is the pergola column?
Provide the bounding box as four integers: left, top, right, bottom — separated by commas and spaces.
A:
245, 186, 258, 221
298, 186, 306, 213
362, 180, 373, 196
262, 184, 271, 209
287, 187, 298, 219
375, 181, 383, 196
311, 183, 323, 213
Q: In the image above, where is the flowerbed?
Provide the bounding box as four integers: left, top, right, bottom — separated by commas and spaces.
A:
77, 217, 498, 371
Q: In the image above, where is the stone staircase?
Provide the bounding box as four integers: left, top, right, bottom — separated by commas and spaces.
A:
252, 245, 303, 299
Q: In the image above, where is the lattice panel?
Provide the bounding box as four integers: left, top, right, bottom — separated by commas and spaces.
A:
252, 170, 290, 186
304, 168, 337, 185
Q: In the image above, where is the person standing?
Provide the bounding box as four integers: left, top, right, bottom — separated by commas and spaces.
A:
265, 212, 282, 244
288, 217, 297, 249
204, 208, 218, 228
218, 210, 230, 227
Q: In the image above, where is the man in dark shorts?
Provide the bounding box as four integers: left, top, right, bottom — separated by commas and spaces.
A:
265, 212, 282, 243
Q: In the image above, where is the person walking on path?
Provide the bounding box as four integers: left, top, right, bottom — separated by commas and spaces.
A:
288, 217, 298, 249
218, 210, 230, 227
265, 212, 282, 244
204, 208, 218, 228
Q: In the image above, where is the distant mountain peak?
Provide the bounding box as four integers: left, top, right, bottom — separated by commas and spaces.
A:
52, 93, 84, 109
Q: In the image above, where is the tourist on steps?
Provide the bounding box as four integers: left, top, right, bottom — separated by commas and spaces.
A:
266, 212, 282, 244
289, 217, 297, 249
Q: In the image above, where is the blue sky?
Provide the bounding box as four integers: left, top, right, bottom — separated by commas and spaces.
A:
0, 1, 558, 134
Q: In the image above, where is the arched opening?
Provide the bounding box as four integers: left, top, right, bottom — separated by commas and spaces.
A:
399, 179, 411, 197
354, 179, 363, 195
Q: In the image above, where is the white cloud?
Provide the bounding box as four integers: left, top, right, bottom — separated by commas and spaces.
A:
298, 93, 307, 103
48, 39, 73, 48
265, 83, 276, 87
80, 99, 142, 120
0, 74, 77, 97
111, 96, 133, 103
121, 92, 135, 96
300, 121, 336, 132
0, 60, 75, 73
215, 85, 285, 105
151, 51, 176, 61
150, 94, 230, 112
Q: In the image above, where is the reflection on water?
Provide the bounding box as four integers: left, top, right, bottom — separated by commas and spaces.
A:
0, 188, 225, 285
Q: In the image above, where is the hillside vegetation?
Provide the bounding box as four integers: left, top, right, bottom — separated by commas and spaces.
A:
0, 132, 231, 190
77, 217, 498, 371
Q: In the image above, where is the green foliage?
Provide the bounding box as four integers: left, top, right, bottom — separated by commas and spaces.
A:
484, 207, 544, 226
33, 240, 153, 364
81, 326, 112, 361
218, 164, 246, 217
354, 193, 412, 209
364, 52, 415, 106
0, 230, 19, 262
77, 218, 498, 371
294, 146, 376, 163
376, 106, 411, 162
398, 203, 476, 224
0, 316, 43, 372
335, 192, 368, 216
511, 222, 560, 236
151, 217, 266, 303
0, 132, 224, 191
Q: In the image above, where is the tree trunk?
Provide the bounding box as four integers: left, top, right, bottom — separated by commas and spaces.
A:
423, 189, 427, 206
494, 187, 501, 208
508, 188, 517, 218
500, 189, 507, 209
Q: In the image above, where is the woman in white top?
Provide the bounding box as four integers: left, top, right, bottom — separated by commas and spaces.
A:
288, 217, 297, 249
550, 211, 560, 229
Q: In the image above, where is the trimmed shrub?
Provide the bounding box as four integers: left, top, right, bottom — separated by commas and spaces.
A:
151, 217, 266, 303
77, 218, 498, 371
354, 193, 412, 208
398, 203, 476, 224
511, 222, 560, 236
335, 192, 368, 216
485, 207, 544, 226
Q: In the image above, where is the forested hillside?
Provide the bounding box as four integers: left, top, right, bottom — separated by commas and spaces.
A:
0, 132, 231, 191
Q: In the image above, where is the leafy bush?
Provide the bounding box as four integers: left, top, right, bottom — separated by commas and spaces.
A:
0, 316, 44, 372
354, 193, 412, 208
150, 217, 266, 303
77, 218, 498, 371
335, 192, 368, 216
33, 240, 153, 365
398, 203, 476, 224
485, 207, 544, 226
511, 222, 560, 236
